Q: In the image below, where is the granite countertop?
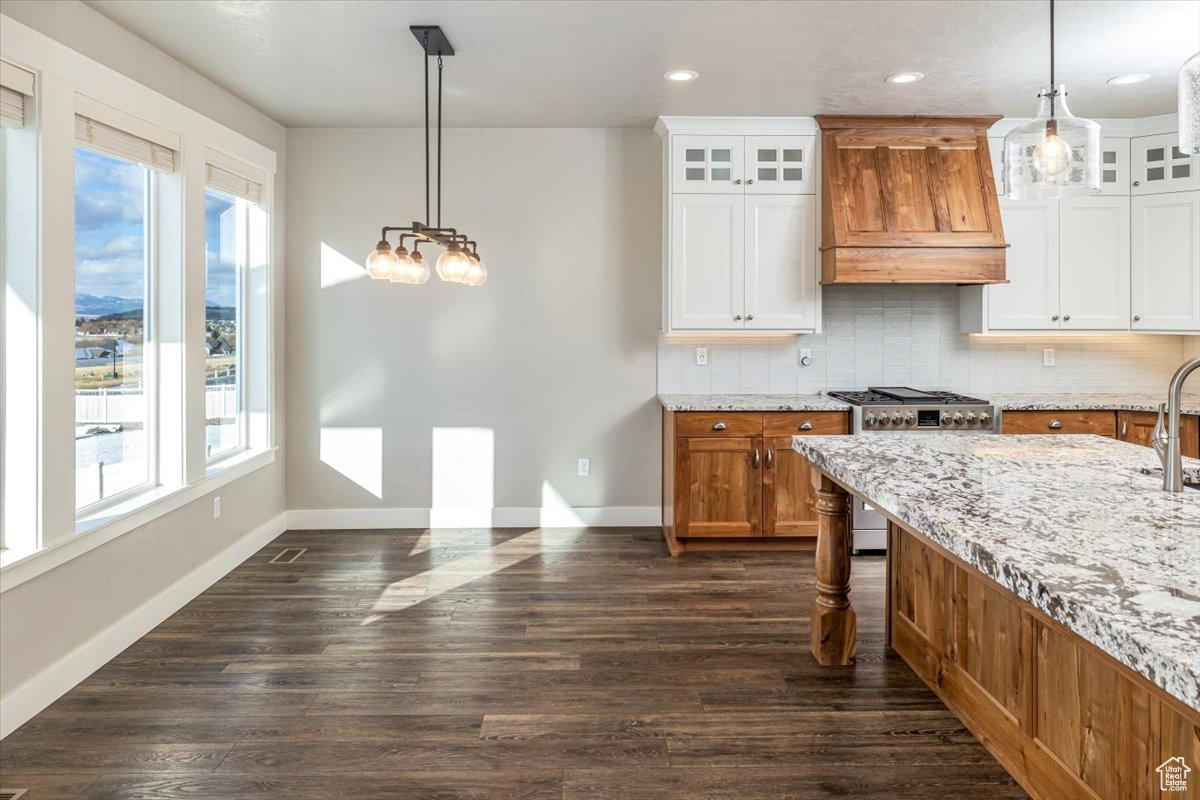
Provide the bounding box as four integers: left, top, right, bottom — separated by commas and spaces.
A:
791, 433, 1200, 711
992, 392, 1200, 416
658, 393, 852, 412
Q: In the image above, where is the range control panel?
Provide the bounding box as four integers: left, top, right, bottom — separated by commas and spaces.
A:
852, 404, 999, 434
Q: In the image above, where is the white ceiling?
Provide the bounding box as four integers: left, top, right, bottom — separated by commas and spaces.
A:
84, 0, 1200, 128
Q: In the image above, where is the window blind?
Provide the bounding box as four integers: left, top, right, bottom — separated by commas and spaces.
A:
205, 148, 265, 204
0, 61, 35, 128
75, 114, 177, 172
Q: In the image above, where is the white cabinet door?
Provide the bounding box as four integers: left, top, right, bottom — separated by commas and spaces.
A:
1131, 133, 1199, 195
743, 195, 817, 330
744, 136, 816, 195
670, 194, 746, 330
1059, 196, 1130, 330
987, 199, 1061, 329
671, 135, 745, 194
1097, 137, 1130, 196
1131, 192, 1200, 332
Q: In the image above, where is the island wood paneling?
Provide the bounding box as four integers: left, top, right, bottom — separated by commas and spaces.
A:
889, 522, 1200, 800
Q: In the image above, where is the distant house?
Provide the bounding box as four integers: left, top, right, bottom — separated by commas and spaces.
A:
206, 335, 235, 356
74, 339, 140, 366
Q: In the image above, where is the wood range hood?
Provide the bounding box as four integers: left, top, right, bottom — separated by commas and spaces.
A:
816, 115, 1007, 285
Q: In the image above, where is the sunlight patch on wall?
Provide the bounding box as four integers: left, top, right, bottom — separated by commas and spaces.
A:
430, 427, 494, 528
319, 426, 383, 498
540, 480, 586, 527
320, 242, 366, 288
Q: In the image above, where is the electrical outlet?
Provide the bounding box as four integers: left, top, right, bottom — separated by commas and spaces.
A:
578, 458, 590, 477
1043, 348, 1056, 367
213, 496, 222, 519
798, 347, 813, 367
695, 347, 708, 366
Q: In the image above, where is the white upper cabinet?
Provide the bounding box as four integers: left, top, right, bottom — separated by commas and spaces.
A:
671, 135, 745, 194
1058, 195, 1130, 330
1131, 133, 1199, 195
744, 195, 817, 329
1131, 192, 1200, 332
1097, 138, 1130, 196
984, 199, 1060, 330
659, 118, 821, 333
670, 194, 745, 329
744, 136, 816, 195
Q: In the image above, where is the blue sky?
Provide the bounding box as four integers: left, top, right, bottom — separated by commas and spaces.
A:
74, 147, 237, 309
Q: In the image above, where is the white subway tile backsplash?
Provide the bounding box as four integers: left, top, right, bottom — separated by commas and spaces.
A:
658, 286, 1193, 395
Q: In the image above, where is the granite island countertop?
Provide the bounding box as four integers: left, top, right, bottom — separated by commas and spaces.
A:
791, 433, 1200, 710
658, 393, 852, 412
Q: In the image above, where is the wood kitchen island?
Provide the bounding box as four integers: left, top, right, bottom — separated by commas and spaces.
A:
793, 433, 1200, 800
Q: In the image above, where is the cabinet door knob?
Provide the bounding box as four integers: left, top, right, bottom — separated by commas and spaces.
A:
1133, 180, 1141, 187
1051, 315, 1059, 321
747, 178, 756, 184
1048, 419, 1063, 430
712, 421, 727, 430
734, 314, 743, 320
733, 178, 743, 185
746, 314, 754, 321
799, 421, 814, 430
1063, 314, 1071, 321
752, 448, 760, 468
1133, 315, 1141, 322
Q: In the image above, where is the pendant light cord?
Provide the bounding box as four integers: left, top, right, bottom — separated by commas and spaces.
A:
429, 32, 434, 226
438, 54, 443, 229
1049, 0, 1056, 116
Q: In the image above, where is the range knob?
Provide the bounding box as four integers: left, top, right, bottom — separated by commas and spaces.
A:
903, 412, 916, 425
953, 412, 965, 425
940, 412, 952, 426
891, 412, 905, 425
979, 412, 992, 426
966, 412, 978, 425
877, 412, 891, 425
864, 413, 878, 427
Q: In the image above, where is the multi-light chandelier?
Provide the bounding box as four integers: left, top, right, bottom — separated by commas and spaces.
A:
366, 25, 486, 286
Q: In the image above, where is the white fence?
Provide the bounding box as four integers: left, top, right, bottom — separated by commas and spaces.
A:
76, 385, 238, 424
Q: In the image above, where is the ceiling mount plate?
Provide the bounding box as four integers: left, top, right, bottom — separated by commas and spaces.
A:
410, 25, 455, 56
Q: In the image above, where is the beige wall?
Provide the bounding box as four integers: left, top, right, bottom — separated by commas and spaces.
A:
0, 1, 287, 696
285, 128, 661, 514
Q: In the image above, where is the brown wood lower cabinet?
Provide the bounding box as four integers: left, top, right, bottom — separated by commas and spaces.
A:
1119, 410, 1200, 459
889, 522, 1200, 800
1000, 408, 1200, 459
663, 410, 850, 553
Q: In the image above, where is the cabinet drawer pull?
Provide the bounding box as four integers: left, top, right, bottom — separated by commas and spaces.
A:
799, 421, 814, 430
766, 448, 774, 469
1121, 421, 1127, 437
752, 448, 760, 468
712, 421, 727, 430
1048, 419, 1063, 430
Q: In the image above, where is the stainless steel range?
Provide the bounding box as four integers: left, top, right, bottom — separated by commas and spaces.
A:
827, 386, 998, 435
824, 387, 998, 553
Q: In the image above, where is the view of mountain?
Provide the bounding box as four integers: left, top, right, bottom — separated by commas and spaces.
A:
75, 294, 235, 321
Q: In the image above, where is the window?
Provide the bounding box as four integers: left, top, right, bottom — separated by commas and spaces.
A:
204, 187, 244, 458
73, 147, 154, 509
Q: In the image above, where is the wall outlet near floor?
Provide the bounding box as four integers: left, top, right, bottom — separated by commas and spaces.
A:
578, 458, 590, 477
1043, 349, 1056, 367
695, 347, 708, 366
798, 347, 813, 367
213, 496, 222, 519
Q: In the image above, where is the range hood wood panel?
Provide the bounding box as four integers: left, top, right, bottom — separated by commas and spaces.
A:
817, 115, 1007, 285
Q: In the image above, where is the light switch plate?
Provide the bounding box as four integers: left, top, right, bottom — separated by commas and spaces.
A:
1043, 349, 1055, 367
578, 458, 590, 477
213, 496, 222, 519
695, 347, 708, 366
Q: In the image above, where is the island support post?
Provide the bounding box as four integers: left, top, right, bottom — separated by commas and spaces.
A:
810, 470, 856, 665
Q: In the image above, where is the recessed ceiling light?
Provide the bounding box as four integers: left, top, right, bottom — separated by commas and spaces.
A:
885, 72, 925, 84
1107, 73, 1150, 85
663, 69, 700, 82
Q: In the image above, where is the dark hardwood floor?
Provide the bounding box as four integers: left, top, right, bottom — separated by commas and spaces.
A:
0, 527, 1027, 799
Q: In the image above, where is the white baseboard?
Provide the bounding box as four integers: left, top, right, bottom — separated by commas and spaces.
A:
287, 506, 661, 531
0, 512, 287, 739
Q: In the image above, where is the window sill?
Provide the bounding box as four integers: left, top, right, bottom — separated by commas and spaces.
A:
0, 447, 276, 592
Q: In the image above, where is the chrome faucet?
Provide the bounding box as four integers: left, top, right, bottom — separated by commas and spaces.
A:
1153, 355, 1200, 492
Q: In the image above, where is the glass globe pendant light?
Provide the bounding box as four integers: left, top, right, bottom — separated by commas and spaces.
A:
435, 243, 472, 283
462, 251, 487, 287
1181, 51, 1200, 155
1002, 0, 1101, 199
365, 239, 400, 279
389, 244, 429, 284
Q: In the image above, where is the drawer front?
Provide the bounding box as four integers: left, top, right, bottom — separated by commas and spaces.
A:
675, 412, 763, 437
763, 411, 850, 437
1001, 410, 1116, 437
